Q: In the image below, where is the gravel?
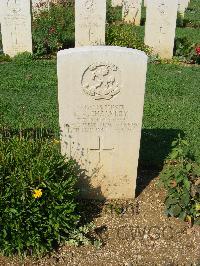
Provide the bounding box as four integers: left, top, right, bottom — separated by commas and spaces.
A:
1, 171, 200, 266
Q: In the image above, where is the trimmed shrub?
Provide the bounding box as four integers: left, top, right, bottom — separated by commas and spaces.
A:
32, 3, 75, 56
106, 24, 151, 55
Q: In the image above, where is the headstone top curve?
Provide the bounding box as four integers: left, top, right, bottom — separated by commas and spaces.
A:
58, 46, 148, 60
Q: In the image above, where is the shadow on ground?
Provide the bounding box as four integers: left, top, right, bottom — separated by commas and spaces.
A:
137, 128, 184, 196
1, 127, 184, 222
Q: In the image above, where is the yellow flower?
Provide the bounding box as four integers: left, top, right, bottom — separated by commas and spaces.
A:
53, 139, 60, 144
33, 189, 43, 199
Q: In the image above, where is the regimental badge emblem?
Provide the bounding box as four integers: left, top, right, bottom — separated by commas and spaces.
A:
81, 62, 121, 100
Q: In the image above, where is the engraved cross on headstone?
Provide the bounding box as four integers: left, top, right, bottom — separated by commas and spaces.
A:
90, 136, 114, 163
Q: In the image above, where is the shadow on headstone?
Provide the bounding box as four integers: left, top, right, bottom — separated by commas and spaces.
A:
136, 128, 184, 197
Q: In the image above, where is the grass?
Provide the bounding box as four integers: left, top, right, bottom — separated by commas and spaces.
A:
0, 0, 199, 168
186, 0, 200, 27
1, 59, 200, 168
176, 27, 200, 43
0, 59, 58, 132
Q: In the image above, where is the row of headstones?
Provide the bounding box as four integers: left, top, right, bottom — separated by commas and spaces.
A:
0, 1, 190, 200
113, 0, 191, 19
59, 0, 189, 199
0, 0, 191, 58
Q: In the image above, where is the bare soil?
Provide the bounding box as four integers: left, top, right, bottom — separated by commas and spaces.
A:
1, 171, 200, 266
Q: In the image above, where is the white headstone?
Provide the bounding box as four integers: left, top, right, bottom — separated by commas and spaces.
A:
32, 0, 57, 13
122, 0, 142, 25
58, 46, 148, 199
144, 0, 178, 59
1, 0, 32, 57
75, 0, 106, 47
112, 0, 123, 7
32, 0, 49, 13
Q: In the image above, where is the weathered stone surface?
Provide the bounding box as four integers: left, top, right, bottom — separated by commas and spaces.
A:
32, 0, 48, 12
31, 0, 61, 13
75, 0, 106, 47
144, 0, 178, 59
111, 0, 123, 7
1, 0, 32, 57
58, 46, 148, 199
122, 0, 142, 25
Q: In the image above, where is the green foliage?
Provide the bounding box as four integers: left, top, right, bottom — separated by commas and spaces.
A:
106, 0, 122, 24
12, 52, 34, 64
32, 3, 75, 56
0, 131, 81, 256
184, 0, 200, 28
0, 54, 11, 63
176, 12, 185, 28
67, 222, 102, 248
174, 37, 200, 64
106, 24, 151, 54
159, 136, 200, 225
174, 37, 194, 57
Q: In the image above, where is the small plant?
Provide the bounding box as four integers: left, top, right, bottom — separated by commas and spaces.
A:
106, 0, 122, 24
67, 222, 102, 248
106, 24, 151, 55
194, 45, 200, 64
32, 3, 75, 56
176, 12, 185, 28
0, 53, 12, 63
174, 37, 200, 64
0, 131, 81, 256
12, 52, 34, 64
159, 135, 200, 226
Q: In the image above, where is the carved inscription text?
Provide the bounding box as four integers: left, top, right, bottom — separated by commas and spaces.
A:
67, 104, 138, 133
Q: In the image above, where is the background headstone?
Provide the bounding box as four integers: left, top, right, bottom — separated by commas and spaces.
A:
111, 0, 123, 7
143, 0, 148, 7
122, 0, 142, 25
1, 0, 32, 57
31, 0, 61, 13
32, 0, 50, 13
178, 0, 189, 17
58, 46, 148, 199
144, 0, 178, 59
75, 0, 106, 47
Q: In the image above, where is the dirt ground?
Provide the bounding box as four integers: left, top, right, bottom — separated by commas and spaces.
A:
1, 171, 200, 266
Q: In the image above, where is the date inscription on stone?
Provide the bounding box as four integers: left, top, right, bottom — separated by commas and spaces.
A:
67, 104, 138, 133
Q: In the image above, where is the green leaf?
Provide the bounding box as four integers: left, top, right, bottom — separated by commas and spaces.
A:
182, 140, 189, 146
186, 163, 192, 172
165, 197, 178, 208
180, 193, 190, 207
170, 150, 179, 159
178, 211, 187, 220
170, 204, 182, 217
183, 178, 190, 190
